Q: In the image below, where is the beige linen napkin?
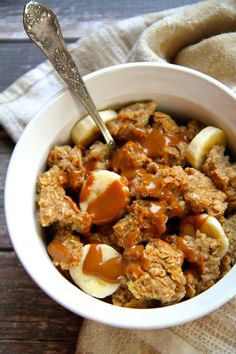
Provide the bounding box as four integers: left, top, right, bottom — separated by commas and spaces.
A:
1, 0, 236, 353
77, 296, 236, 354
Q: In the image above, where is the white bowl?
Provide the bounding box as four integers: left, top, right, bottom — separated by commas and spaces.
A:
5, 63, 236, 329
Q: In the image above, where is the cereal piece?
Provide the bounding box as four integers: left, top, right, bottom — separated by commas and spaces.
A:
37, 165, 92, 234
47, 227, 83, 270
47, 145, 85, 191
129, 200, 168, 237
112, 141, 149, 179
107, 101, 157, 141
184, 269, 199, 298
127, 239, 186, 304
153, 111, 188, 166
219, 254, 231, 278
112, 200, 168, 248
223, 214, 236, 265
197, 258, 222, 292
203, 145, 236, 209
183, 167, 227, 217
112, 285, 157, 308
83, 141, 110, 171
112, 214, 138, 249
174, 231, 222, 294
164, 142, 187, 167
131, 166, 186, 217
153, 111, 181, 134
47, 145, 83, 171
119, 101, 157, 121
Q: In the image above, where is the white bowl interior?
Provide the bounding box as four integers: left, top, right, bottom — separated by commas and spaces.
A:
5, 63, 236, 329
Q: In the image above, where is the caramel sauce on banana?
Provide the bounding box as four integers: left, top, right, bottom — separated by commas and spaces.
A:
82, 244, 124, 283
87, 179, 129, 225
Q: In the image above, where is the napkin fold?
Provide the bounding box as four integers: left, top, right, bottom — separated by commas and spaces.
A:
1, 0, 236, 353
77, 296, 236, 354
129, 0, 236, 91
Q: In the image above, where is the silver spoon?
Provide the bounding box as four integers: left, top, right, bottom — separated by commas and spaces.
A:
23, 1, 117, 152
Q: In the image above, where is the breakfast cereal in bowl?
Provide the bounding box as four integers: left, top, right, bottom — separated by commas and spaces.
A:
37, 99, 235, 308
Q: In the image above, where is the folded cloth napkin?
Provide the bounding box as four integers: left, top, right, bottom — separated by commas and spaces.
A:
1, 0, 236, 353
77, 297, 236, 354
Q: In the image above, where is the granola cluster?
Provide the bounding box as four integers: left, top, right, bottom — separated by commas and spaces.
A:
37, 101, 236, 308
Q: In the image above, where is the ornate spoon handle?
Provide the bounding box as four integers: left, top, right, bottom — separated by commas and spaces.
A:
23, 1, 116, 152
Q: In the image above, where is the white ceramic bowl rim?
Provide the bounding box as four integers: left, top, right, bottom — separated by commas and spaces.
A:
5, 62, 236, 329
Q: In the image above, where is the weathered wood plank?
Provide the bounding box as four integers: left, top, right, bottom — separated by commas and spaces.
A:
0, 38, 77, 92
0, 41, 76, 92
0, 252, 83, 343
0, 341, 76, 354
0, 128, 14, 249
0, 0, 199, 39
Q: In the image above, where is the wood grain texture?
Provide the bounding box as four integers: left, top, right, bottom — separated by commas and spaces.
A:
0, 126, 82, 352
0, 251, 82, 353
0, 41, 75, 92
0, 0, 198, 39
0, 342, 76, 354
0, 128, 14, 249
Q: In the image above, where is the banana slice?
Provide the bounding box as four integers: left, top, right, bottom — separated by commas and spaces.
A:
70, 244, 122, 298
186, 126, 226, 169
71, 109, 117, 146
180, 214, 229, 257
200, 215, 229, 257
79, 170, 129, 225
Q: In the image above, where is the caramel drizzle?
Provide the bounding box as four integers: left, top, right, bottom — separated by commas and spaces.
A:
87, 179, 129, 225
82, 244, 124, 283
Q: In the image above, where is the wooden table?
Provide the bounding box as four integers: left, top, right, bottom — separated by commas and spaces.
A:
0, 1, 198, 353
